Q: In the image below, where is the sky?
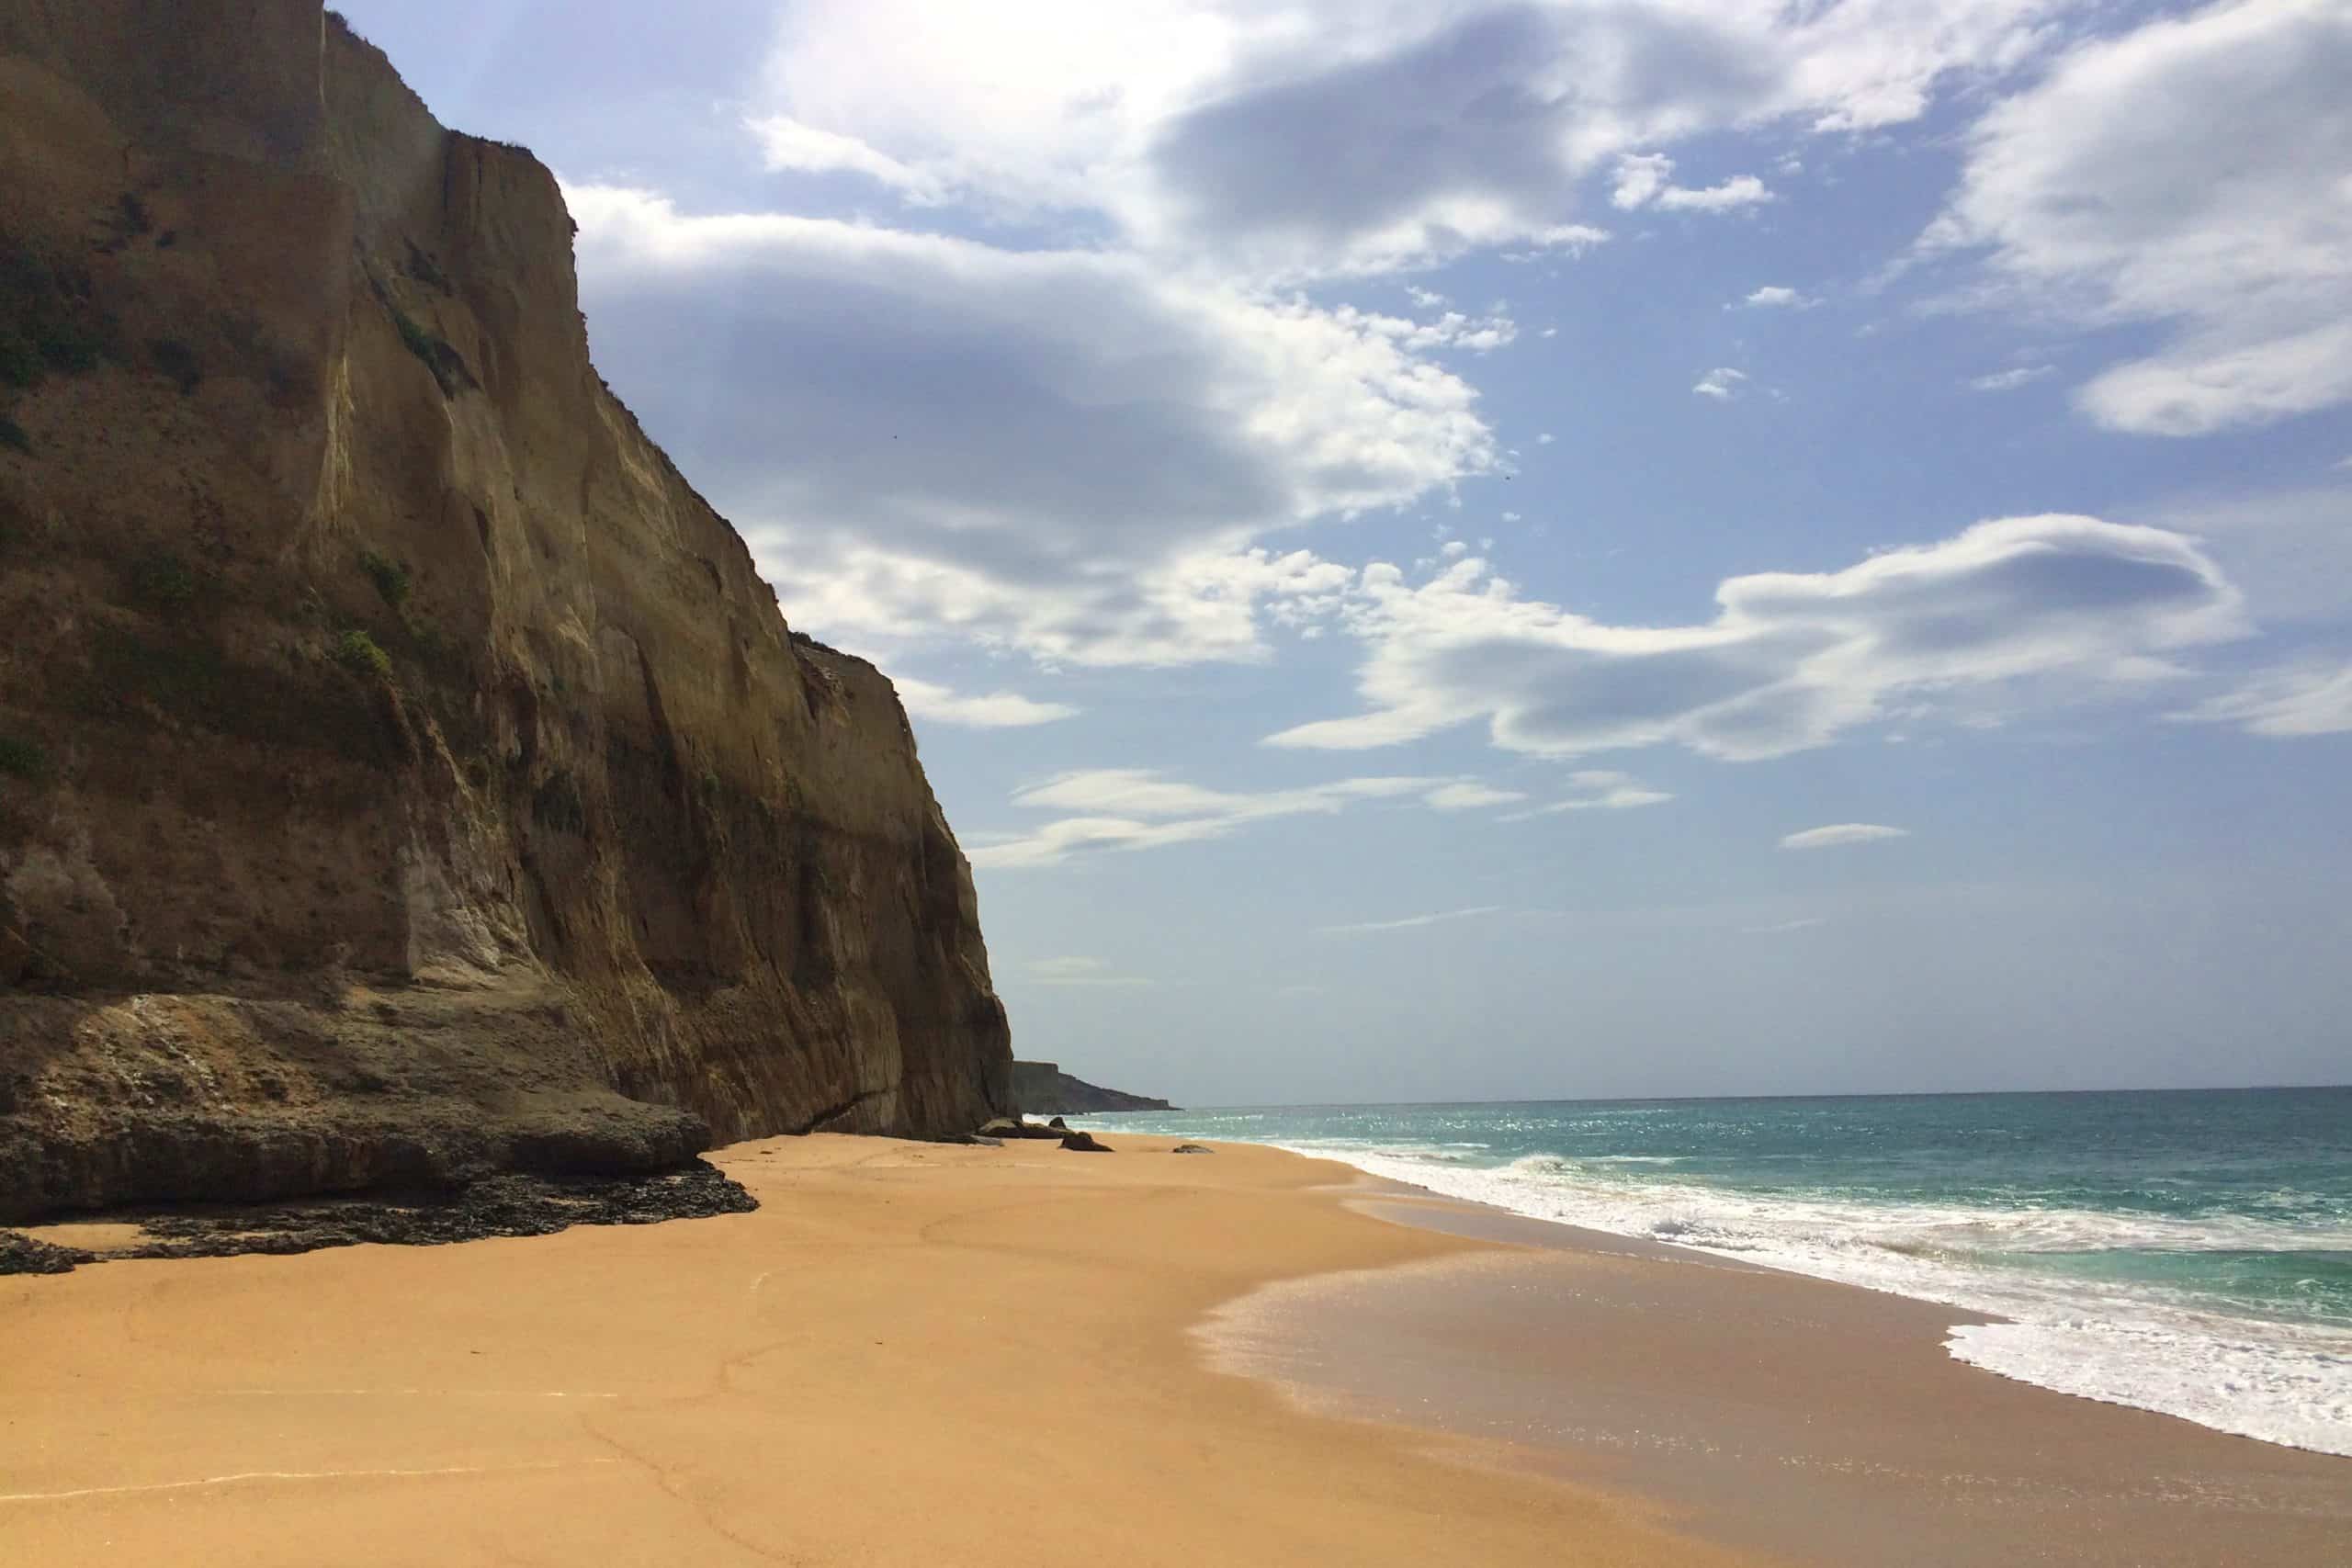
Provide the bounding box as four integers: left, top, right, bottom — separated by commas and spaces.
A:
338, 0, 2351, 1105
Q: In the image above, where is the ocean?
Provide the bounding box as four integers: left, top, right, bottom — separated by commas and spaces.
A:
1064, 1088, 2352, 1456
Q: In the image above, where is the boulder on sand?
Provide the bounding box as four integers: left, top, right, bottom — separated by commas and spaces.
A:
1059, 1132, 1111, 1153
1171, 1144, 1214, 1155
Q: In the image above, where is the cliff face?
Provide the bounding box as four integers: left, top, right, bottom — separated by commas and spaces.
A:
0, 3, 1012, 1221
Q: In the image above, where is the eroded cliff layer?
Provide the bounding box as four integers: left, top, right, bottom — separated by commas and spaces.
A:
0, 3, 1012, 1221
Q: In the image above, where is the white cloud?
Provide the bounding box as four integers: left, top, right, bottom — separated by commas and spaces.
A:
1610, 152, 1675, 210
746, 115, 944, 199
1501, 771, 1675, 818
894, 677, 1076, 728
1021, 955, 1156, 987
1745, 916, 1829, 933
1319, 905, 1505, 934
1266, 514, 2245, 763
1693, 367, 1749, 400
1424, 781, 1530, 811
1535, 433, 1555, 445
969, 768, 1453, 868
1741, 285, 1813, 309
1613, 153, 1773, 214
1657, 175, 1774, 212
756, 0, 2074, 278
569, 185, 1488, 667
2171, 659, 2352, 737
1781, 823, 1909, 850
1969, 365, 2055, 392
1923, 0, 2352, 434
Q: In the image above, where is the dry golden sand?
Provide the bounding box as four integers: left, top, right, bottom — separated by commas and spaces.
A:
2, 1135, 1754, 1567
6, 1135, 2347, 1567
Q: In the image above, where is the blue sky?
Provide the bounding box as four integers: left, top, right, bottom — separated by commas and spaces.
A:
340, 0, 2350, 1103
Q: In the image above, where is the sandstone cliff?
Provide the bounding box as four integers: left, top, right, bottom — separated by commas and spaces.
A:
0, 3, 1012, 1222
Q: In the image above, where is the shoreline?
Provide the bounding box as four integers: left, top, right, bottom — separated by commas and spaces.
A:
2, 1134, 2345, 1565
1205, 1179, 2352, 1564
1077, 1115, 2352, 1459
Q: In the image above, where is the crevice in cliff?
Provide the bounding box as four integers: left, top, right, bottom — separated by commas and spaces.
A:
785, 1084, 899, 1136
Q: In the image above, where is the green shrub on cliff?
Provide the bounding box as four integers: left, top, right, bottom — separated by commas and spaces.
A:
332, 629, 392, 680
0, 415, 26, 455
0, 736, 49, 781
146, 337, 201, 396
358, 549, 410, 609
129, 551, 198, 613
1, 243, 113, 385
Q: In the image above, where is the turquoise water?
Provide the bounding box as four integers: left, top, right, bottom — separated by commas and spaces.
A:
1068, 1089, 2352, 1453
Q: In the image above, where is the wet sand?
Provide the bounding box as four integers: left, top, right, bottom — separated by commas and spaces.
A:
1203, 1192, 2352, 1565
2, 1134, 2345, 1564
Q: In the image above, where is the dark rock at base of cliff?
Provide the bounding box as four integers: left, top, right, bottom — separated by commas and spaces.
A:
0, 1160, 756, 1276
978, 1117, 1065, 1141
1047, 1116, 1067, 1129
0, 1231, 93, 1273
1059, 1131, 1111, 1153
0, 1072, 717, 1226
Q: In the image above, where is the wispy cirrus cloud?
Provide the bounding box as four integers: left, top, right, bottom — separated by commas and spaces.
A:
1319, 904, 1506, 934
967, 768, 1528, 868
1781, 824, 1909, 850
1020, 956, 1157, 987
1499, 772, 1674, 819
2171, 658, 2352, 738
894, 677, 1076, 728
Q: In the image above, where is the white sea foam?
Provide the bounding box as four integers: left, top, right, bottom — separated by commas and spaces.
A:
1261, 1137, 2352, 1457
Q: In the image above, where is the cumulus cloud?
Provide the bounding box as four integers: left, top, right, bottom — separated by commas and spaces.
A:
1021, 956, 1156, 987
1319, 905, 1506, 934
1266, 515, 2245, 762
970, 767, 1525, 867
893, 677, 1076, 728
1969, 365, 2055, 392
1741, 285, 1813, 309
1612, 153, 1772, 213
2171, 659, 2352, 737
1693, 367, 1749, 400
569, 186, 1488, 666
1923, 0, 2352, 434
1781, 823, 1909, 849
756, 0, 2074, 277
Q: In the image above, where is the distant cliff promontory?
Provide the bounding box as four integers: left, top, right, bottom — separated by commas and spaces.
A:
1012, 1062, 1176, 1116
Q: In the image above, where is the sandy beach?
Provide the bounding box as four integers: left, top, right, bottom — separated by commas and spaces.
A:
4, 1134, 2346, 1566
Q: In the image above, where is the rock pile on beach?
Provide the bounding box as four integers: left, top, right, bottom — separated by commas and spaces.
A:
0, 1160, 758, 1275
